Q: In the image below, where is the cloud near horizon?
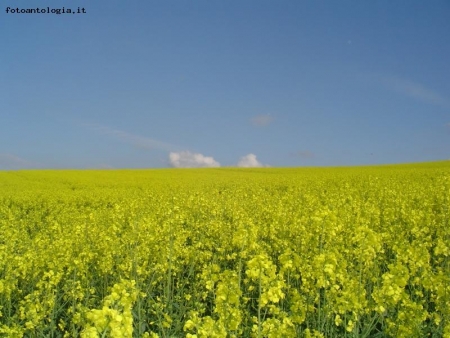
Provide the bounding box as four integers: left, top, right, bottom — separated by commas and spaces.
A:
0, 153, 36, 170
85, 123, 179, 152
237, 153, 268, 167
169, 151, 220, 168
250, 114, 274, 127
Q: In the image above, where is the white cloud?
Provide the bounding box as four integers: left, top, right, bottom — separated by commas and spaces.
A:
169, 151, 220, 168
85, 123, 179, 152
237, 153, 268, 167
250, 114, 274, 127
376, 74, 449, 108
0, 153, 35, 170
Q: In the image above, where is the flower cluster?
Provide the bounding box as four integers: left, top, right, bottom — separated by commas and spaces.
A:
0, 162, 449, 336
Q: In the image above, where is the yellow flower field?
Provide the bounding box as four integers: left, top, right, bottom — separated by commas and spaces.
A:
0, 162, 449, 337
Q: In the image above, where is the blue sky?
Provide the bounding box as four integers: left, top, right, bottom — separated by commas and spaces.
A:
1, 1, 449, 169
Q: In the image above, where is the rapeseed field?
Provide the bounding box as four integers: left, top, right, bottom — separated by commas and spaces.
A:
0, 162, 449, 337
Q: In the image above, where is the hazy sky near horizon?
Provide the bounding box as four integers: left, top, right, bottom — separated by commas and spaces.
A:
1, 1, 449, 169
